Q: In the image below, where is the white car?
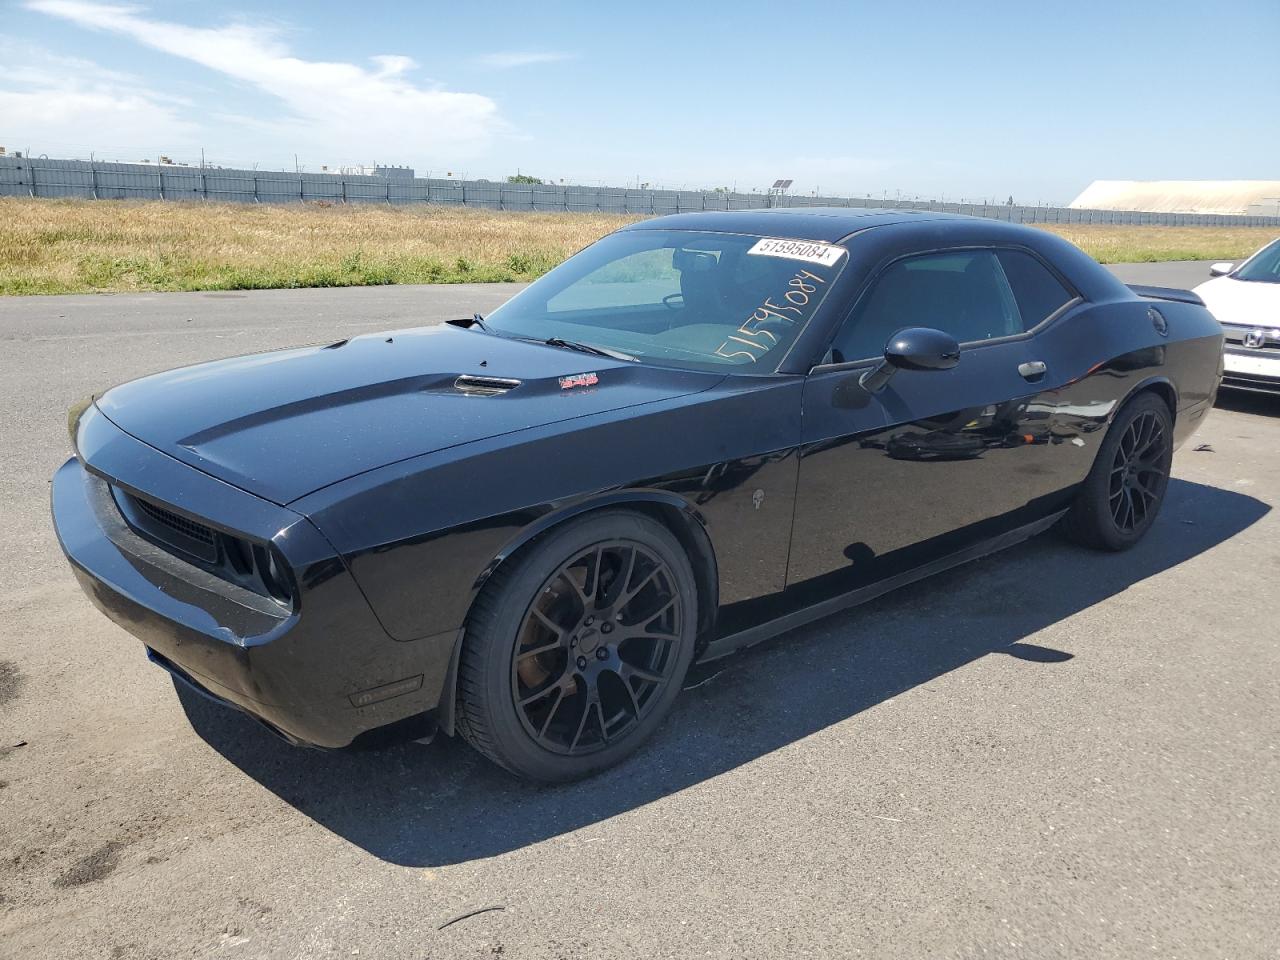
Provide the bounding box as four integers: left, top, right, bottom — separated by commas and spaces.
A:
1195, 238, 1280, 394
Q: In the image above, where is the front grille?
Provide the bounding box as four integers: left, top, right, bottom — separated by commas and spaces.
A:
132, 496, 216, 547
115, 489, 218, 563
1222, 325, 1280, 352
108, 488, 294, 608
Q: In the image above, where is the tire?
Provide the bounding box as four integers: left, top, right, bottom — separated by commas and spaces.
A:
1060, 392, 1174, 551
456, 510, 698, 782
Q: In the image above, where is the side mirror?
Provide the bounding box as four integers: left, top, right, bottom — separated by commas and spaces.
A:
860, 327, 961, 392
1209, 262, 1235, 277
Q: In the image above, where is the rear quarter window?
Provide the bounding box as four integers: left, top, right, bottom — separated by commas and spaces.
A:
996, 249, 1075, 327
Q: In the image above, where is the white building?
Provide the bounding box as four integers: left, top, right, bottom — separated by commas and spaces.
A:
1070, 180, 1280, 217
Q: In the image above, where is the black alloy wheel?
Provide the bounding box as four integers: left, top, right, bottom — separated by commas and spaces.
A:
1107, 409, 1168, 533
512, 539, 683, 754
1061, 392, 1174, 551
456, 511, 697, 781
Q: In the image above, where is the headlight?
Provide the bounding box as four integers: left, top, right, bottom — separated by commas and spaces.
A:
252, 543, 295, 607
67, 395, 95, 454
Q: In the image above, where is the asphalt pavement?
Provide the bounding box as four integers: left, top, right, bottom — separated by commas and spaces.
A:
1102, 260, 1218, 288
2, 260, 1278, 959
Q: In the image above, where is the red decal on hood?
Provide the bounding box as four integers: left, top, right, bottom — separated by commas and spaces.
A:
559, 372, 600, 390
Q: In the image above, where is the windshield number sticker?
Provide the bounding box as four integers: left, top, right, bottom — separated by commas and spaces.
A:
559, 372, 600, 390
714, 270, 827, 362
747, 238, 846, 267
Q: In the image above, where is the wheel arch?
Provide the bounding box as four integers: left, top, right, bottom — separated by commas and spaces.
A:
435, 490, 720, 738
1077, 376, 1178, 481
1122, 375, 1178, 423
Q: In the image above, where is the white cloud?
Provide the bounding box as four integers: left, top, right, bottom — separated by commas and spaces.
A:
0, 39, 200, 157
22, 1, 501, 162
476, 51, 575, 69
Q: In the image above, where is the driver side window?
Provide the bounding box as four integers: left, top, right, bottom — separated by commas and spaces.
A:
831, 249, 1024, 363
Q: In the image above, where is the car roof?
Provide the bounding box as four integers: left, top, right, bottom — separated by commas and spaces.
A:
621, 207, 975, 243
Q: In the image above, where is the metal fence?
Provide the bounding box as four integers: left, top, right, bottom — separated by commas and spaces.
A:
3, 155, 1279, 228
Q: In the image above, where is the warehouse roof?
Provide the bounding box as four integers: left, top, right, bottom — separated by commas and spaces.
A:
1070, 180, 1280, 216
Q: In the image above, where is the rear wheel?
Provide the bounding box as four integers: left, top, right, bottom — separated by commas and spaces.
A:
456, 511, 697, 781
1060, 392, 1173, 551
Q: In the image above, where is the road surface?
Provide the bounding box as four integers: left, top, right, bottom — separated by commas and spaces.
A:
3, 260, 1277, 959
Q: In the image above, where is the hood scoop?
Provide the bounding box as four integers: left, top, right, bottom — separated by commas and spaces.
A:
452, 374, 521, 397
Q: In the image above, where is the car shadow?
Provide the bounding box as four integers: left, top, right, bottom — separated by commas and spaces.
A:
1216, 389, 1280, 416
176, 477, 1268, 867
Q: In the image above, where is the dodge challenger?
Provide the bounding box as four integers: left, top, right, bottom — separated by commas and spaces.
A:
52, 209, 1224, 781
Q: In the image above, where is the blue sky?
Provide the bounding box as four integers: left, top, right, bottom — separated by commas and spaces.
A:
2, 0, 1276, 203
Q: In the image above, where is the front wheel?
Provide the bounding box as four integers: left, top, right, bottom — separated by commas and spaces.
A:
456, 511, 697, 782
1060, 392, 1174, 551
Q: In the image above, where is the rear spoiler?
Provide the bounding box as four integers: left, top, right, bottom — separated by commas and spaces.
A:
1128, 284, 1204, 306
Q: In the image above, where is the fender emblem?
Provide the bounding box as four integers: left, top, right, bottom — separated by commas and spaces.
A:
559, 372, 599, 390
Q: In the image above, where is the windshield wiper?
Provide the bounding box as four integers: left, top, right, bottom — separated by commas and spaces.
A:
470, 312, 491, 332
543, 337, 638, 362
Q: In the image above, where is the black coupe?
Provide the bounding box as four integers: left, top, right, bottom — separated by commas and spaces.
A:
53, 209, 1223, 781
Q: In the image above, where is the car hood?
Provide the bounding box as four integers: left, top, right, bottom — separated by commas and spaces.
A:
96, 324, 720, 505
1194, 275, 1280, 325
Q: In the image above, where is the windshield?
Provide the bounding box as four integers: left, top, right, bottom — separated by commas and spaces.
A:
483, 229, 848, 372
1235, 238, 1280, 283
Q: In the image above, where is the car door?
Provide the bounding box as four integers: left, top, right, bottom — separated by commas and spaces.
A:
786, 246, 1076, 603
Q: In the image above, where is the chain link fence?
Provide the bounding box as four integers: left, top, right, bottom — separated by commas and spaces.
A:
4, 155, 1278, 227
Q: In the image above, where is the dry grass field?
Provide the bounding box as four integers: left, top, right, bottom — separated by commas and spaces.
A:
0, 199, 638, 296
1035, 223, 1275, 266
1, 198, 1275, 296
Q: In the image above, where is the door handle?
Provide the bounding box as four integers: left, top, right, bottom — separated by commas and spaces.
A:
1018, 360, 1047, 381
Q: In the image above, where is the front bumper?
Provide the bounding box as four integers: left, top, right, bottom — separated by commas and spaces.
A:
52, 408, 454, 748
1222, 348, 1280, 394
